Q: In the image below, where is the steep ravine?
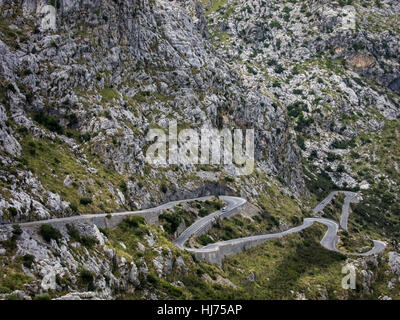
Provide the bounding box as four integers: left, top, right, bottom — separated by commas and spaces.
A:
0, 0, 399, 300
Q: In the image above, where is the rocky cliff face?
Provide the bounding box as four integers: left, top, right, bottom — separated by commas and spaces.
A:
202, 0, 400, 212
0, 0, 399, 300
0, 0, 305, 223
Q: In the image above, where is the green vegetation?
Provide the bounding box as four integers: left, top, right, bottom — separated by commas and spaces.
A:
66, 224, 98, 248
198, 234, 214, 246
296, 135, 305, 150
17, 133, 124, 215
97, 186, 393, 300
33, 293, 51, 300
331, 139, 356, 149
160, 182, 168, 193
33, 112, 64, 135
7, 207, 18, 217
118, 221, 388, 300
159, 211, 181, 234
0, 243, 34, 294
191, 184, 304, 248
340, 120, 400, 241
1, 225, 22, 254
269, 20, 282, 29
39, 224, 62, 243
78, 268, 95, 291
0, 272, 33, 294
0, 0, 399, 302
350, 186, 400, 239
287, 101, 307, 118
100, 87, 119, 103
201, 0, 228, 15
22, 254, 35, 268
304, 165, 338, 201
338, 230, 373, 254
221, 225, 349, 299
158, 199, 224, 237
120, 216, 147, 237
0, 15, 31, 50
197, 199, 224, 218
321, 193, 345, 222
80, 197, 92, 205
198, 209, 209, 217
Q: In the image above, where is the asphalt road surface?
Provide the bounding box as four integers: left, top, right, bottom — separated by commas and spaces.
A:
175, 192, 386, 257
4, 191, 385, 258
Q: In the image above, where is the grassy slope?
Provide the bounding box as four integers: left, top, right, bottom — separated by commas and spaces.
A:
111, 218, 395, 300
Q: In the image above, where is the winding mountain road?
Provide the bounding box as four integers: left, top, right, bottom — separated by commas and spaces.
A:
14, 196, 218, 228
5, 190, 386, 264
174, 191, 386, 262
175, 196, 246, 249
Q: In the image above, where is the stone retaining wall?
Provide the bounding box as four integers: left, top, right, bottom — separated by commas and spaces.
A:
192, 236, 271, 265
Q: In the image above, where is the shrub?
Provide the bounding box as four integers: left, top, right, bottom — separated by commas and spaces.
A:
79, 269, 95, 291
79, 236, 98, 248
269, 20, 282, 29
304, 167, 337, 200
232, 217, 244, 226
296, 114, 314, 132
352, 42, 364, 51
33, 112, 64, 134
350, 151, 360, 159
327, 153, 340, 162
34, 293, 51, 300
160, 182, 168, 193
296, 135, 305, 150
122, 215, 145, 229
66, 224, 80, 242
337, 165, 345, 173
331, 139, 355, 149
79, 133, 91, 142
162, 282, 183, 297
212, 201, 223, 210
1, 238, 16, 253
17, 126, 29, 135
159, 213, 180, 234
68, 113, 78, 127
287, 101, 307, 118
7, 207, 18, 217
12, 224, 22, 236
98, 228, 109, 237
309, 150, 318, 160
22, 254, 35, 268
272, 80, 281, 88
1, 225, 21, 253
198, 209, 209, 217
69, 203, 78, 213
39, 224, 62, 243
198, 234, 214, 246
274, 64, 284, 74
80, 197, 92, 205
247, 65, 257, 75
28, 141, 36, 155
0, 273, 31, 294
173, 205, 185, 215
147, 273, 159, 286
292, 65, 300, 75
119, 181, 127, 193
193, 202, 201, 210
